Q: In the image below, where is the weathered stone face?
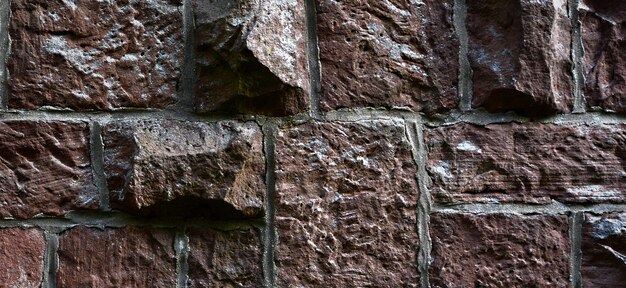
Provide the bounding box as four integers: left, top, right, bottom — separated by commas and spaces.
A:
103, 119, 265, 217
275, 120, 419, 287
429, 213, 570, 287
582, 213, 626, 286
580, 0, 626, 113
467, 0, 572, 116
8, 0, 183, 110
57, 227, 176, 287
193, 0, 310, 116
187, 228, 263, 287
0, 228, 45, 287
426, 123, 626, 204
0, 121, 98, 218
316, 0, 458, 113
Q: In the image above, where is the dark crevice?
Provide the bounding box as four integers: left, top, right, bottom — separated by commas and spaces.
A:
133, 197, 259, 220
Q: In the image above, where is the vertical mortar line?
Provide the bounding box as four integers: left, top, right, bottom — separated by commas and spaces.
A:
0, 0, 10, 110
569, 212, 583, 288
262, 122, 278, 288
405, 120, 432, 288
42, 230, 59, 288
569, 0, 585, 113
178, 0, 196, 112
89, 121, 110, 211
304, 0, 322, 120
453, 0, 472, 112
175, 228, 190, 288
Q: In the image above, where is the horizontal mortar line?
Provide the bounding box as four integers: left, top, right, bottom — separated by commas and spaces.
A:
0, 211, 264, 230
426, 110, 626, 127
432, 201, 626, 215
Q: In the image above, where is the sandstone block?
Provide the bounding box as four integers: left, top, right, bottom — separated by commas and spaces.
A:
467, 0, 572, 115
426, 123, 625, 204
193, 0, 309, 116
103, 119, 265, 217
430, 213, 570, 287
8, 0, 183, 110
0, 121, 98, 218
580, 0, 626, 113
0, 228, 45, 287
316, 0, 458, 113
581, 213, 626, 286
275, 120, 419, 287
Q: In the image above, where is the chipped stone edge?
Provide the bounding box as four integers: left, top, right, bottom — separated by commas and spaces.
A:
175, 229, 190, 288
569, 212, 583, 288
261, 122, 278, 288
405, 120, 432, 288
569, 0, 586, 113
304, 0, 322, 120
42, 231, 59, 288
0, 0, 9, 110
453, 0, 472, 112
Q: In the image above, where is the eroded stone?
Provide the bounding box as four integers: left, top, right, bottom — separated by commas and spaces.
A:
580, 0, 626, 113
426, 123, 626, 204
8, 0, 183, 110
193, 0, 309, 116
430, 213, 570, 287
57, 226, 176, 287
581, 213, 626, 286
187, 228, 263, 287
317, 0, 458, 113
0, 121, 98, 218
0, 228, 45, 287
467, 0, 572, 115
275, 120, 419, 287
103, 119, 264, 217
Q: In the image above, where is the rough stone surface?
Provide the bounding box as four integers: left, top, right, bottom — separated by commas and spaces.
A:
193, 0, 309, 116
57, 226, 176, 287
580, 0, 626, 113
467, 0, 572, 116
187, 228, 263, 287
426, 123, 626, 204
0, 228, 45, 287
429, 213, 570, 287
275, 120, 419, 287
103, 119, 265, 217
0, 121, 98, 218
8, 0, 183, 110
316, 0, 458, 113
581, 213, 626, 287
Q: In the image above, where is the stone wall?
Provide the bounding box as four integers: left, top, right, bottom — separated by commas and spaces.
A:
0, 0, 624, 286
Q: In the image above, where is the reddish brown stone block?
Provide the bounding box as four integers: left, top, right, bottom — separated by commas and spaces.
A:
0, 121, 98, 218
316, 0, 458, 113
426, 123, 625, 204
430, 213, 570, 287
57, 226, 176, 287
580, 0, 626, 113
8, 0, 183, 110
193, 0, 309, 116
275, 120, 419, 287
103, 119, 265, 217
0, 228, 45, 287
187, 228, 263, 287
467, 0, 572, 116
582, 213, 626, 287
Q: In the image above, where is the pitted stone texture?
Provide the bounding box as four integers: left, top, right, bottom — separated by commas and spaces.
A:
582, 213, 626, 286
57, 227, 176, 287
430, 213, 570, 287
467, 0, 572, 116
0, 228, 45, 287
426, 123, 626, 204
103, 119, 264, 217
188, 228, 262, 287
580, 0, 626, 113
275, 120, 419, 287
194, 0, 309, 116
8, 0, 183, 110
0, 121, 98, 218
316, 0, 458, 113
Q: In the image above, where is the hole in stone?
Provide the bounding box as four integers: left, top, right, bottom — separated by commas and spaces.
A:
134, 196, 260, 219
482, 88, 556, 116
